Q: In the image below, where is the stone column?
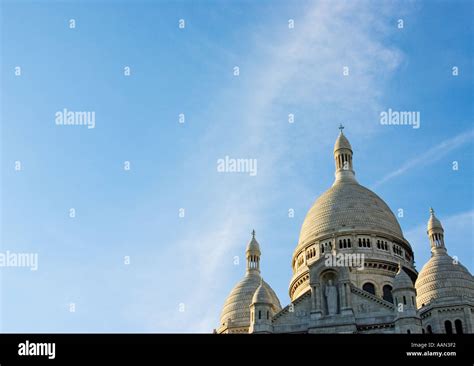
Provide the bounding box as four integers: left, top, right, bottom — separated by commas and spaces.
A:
345, 282, 352, 307
315, 284, 321, 312
339, 282, 346, 310
463, 306, 472, 333
370, 234, 376, 253
435, 309, 443, 333
311, 283, 323, 319
311, 286, 317, 310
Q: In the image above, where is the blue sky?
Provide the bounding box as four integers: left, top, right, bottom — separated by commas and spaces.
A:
0, 0, 472, 332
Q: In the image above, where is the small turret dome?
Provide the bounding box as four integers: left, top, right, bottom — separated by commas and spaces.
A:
393, 265, 414, 289
252, 280, 273, 304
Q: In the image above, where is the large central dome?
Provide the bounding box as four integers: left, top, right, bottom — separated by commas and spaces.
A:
295, 130, 405, 252
296, 180, 404, 251
289, 129, 415, 301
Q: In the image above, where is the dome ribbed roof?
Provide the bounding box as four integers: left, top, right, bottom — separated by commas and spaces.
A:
219, 273, 281, 328
415, 252, 474, 308
296, 181, 405, 251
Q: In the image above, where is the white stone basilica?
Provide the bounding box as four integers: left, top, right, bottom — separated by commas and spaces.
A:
216, 129, 474, 334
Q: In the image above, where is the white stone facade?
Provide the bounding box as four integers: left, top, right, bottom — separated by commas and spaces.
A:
216, 130, 474, 334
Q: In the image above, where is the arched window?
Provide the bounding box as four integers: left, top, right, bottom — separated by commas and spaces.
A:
455, 320, 463, 334
362, 283, 375, 295
382, 285, 393, 303
422, 328, 425, 334
427, 325, 433, 334
258, 310, 261, 320
407, 329, 411, 334
403, 296, 407, 305
445, 320, 453, 334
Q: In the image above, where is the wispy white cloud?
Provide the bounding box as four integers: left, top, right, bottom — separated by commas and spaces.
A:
372, 129, 474, 189
244, 1, 404, 141
157, 1, 412, 332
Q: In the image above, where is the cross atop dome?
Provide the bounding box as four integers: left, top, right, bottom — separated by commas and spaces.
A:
252, 229, 256, 238
339, 123, 344, 132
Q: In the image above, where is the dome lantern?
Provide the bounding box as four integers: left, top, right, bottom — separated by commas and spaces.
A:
246, 230, 261, 273
427, 208, 446, 254
333, 125, 356, 183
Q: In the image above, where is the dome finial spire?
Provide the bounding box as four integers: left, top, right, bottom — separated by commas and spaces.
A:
246, 230, 261, 273
427, 207, 445, 253
333, 126, 356, 183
